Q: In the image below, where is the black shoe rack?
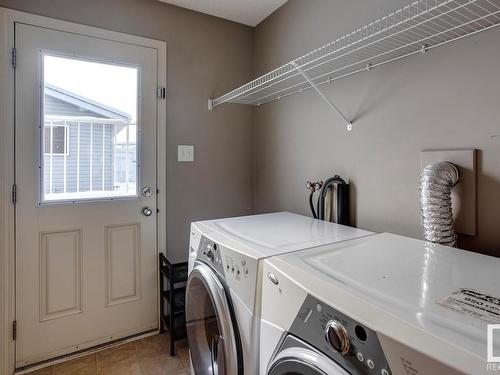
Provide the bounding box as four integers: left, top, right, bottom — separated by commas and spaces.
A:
159, 253, 188, 356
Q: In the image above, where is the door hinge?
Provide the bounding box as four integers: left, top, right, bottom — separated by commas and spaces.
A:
157, 87, 166, 99
11, 48, 16, 69
12, 321, 17, 341
11, 184, 17, 204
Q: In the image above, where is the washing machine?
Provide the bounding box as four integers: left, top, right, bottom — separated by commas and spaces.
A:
185, 212, 373, 375
261, 232, 500, 375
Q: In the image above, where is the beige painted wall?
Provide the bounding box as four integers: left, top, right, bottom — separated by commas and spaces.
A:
0, 0, 254, 263
253, 0, 500, 256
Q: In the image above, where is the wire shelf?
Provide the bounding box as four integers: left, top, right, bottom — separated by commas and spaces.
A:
209, 0, 500, 110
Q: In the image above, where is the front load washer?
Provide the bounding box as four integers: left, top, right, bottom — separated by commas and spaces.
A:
261, 233, 500, 375
185, 212, 373, 375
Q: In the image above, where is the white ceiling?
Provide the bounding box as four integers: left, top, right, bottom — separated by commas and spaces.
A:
158, 0, 288, 27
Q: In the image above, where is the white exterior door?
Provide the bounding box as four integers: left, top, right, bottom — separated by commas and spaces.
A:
15, 22, 160, 367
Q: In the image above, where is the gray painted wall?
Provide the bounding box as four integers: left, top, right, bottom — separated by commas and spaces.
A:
253, 0, 500, 257
0, 0, 254, 262
5, 0, 500, 260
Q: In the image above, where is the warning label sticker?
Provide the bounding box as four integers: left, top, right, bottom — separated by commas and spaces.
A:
437, 289, 500, 324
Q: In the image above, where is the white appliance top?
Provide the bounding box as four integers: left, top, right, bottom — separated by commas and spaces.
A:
196, 212, 373, 259
269, 232, 500, 362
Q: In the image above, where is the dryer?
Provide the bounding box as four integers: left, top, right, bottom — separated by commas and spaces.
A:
261, 233, 500, 375
185, 212, 373, 375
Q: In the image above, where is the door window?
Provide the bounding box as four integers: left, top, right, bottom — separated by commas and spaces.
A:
41, 53, 139, 203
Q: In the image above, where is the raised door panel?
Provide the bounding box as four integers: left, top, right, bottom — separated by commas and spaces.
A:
105, 224, 141, 306
40, 230, 83, 321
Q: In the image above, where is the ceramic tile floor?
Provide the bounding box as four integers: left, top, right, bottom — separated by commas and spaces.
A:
27, 334, 190, 375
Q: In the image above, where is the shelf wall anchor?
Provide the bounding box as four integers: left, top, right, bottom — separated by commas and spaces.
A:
291, 61, 353, 131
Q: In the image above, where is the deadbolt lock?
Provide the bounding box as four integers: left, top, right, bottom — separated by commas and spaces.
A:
142, 186, 153, 197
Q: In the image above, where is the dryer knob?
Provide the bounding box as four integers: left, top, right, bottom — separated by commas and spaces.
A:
205, 245, 214, 261
325, 320, 350, 355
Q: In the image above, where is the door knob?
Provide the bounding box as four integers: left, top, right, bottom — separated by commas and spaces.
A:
142, 207, 153, 217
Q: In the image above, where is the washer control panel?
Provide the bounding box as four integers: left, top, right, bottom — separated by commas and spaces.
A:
289, 294, 391, 375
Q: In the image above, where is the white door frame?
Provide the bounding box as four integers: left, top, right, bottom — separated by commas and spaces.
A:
0, 8, 167, 375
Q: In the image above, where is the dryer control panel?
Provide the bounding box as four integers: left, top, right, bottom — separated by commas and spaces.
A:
196, 235, 258, 311
197, 235, 226, 276
289, 294, 391, 375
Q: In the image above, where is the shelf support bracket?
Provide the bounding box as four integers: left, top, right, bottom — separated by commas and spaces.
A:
208, 99, 214, 111
291, 62, 352, 131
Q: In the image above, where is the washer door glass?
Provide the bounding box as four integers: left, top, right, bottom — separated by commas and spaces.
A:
268, 359, 329, 375
268, 346, 349, 375
186, 262, 240, 375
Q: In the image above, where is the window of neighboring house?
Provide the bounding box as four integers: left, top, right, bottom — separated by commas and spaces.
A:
44, 124, 68, 155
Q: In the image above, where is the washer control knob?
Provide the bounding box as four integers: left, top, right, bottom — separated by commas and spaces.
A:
325, 320, 350, 355
367, 359, 375, 369
205, 244, 214, 260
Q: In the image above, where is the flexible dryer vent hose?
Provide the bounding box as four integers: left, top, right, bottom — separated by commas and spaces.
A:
419, 161, 459, 247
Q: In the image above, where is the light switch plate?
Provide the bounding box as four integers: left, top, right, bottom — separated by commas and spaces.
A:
420, 149, 477, 236
178, 145, 194, 162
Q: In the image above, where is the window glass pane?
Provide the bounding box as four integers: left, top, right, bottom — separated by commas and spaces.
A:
44, 126, 67, 155
52, 126, 66, 154
42, 54, 138, 202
